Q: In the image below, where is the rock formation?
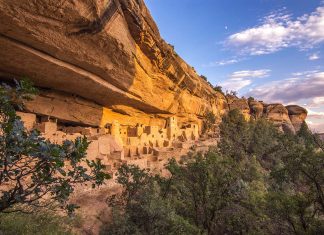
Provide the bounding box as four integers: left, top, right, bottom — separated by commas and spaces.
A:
263, 104, 296, 133
0, 0, 227, 130
286, 105, 308, 132
248, 99, 264, 119
0, 0, 308, 171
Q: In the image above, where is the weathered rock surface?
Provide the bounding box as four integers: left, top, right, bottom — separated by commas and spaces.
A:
0, 0, 226, 129
24, 89, 103, 126
227, 95, 250, 120
0, 0, 306, 134
248, 100, 264, 119
264, 104, 296, 133
286, 105, 308, 132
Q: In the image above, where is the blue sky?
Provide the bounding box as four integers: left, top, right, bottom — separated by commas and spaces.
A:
145, 0, 324, 132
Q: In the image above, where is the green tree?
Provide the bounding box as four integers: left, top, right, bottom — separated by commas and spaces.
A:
218, 109, 252, 159
203, 111, 217, 134
102, 109, 324, 235
213, 85, 224, 94
102, 164, 198, 235
219, 109, 283, 165
200, 75, 208, 81
0, 80, 110, 213
167, 152, 267, 235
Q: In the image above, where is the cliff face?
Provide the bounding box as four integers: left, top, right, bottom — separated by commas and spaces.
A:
0, 0, 227, 129
0, 0, 306, 133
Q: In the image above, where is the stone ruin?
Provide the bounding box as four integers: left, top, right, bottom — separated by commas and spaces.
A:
16, 111, 213, 176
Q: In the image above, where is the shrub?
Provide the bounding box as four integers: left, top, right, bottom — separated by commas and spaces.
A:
101, 108, 324, 235
0, 211, 75, 235
213, 85, 223, 94
200, 75, 207, 81
202, 111, 216, 133
0, 80, 110, 214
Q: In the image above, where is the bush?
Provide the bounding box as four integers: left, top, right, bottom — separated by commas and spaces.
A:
0, 80, 110, 214
213, 85, 223, 94
101, 164, 199, 235
200, 75, 207, 81
0, 211, 75, 235
101, 110, 324, 235
203, 111, 216, 133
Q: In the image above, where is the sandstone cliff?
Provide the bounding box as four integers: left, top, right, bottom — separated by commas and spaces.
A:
0, 2, 310, 233
0, 0, 306, 133
0, 0, 228, 129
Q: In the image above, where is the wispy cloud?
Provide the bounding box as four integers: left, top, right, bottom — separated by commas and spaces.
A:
226, 6, 324, 55
230, 69, 270, 79
291, 70, 319, 77
306, 120, 324, 133
309, 53, 320, 60
306, 109, 324, 133
245, 71, 324, 103
310, 96, 324, 106
221, 69, 270, 91
307, 109, 324, 119
203, 58, 240, 67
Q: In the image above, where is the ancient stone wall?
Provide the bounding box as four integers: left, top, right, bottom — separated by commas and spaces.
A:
17, 110, 205, 175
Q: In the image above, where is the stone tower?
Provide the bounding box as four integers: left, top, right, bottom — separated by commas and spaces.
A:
167, 116, 178, 140
111, 120, 123, 147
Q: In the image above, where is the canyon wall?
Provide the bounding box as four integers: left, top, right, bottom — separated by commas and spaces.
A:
0, 0, 307, 149
0, 0, 228, 130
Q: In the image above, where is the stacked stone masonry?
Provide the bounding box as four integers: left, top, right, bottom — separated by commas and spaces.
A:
17, 110, 209, 176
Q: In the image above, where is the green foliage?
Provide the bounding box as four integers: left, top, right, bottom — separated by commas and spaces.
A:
0, 80, 110, 214
102, 164, 199, 235
203, 111, 217, 134
102, 109, 324, 235
0, 211, 75, 235
200, 75, 208, 81
219, 109, 282, 166
167, 153, 267, 234
247, 96, 255, 102
213, 85, 224, 94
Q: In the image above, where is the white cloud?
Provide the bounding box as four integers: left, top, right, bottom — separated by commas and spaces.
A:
306, 120, 324, 133
221, 79, 252, 91
203, 58, 240, 67
230, 69, 270, 79
227, 6, 324, 55
291, 70, 319, 77
305, 96, 324, 108
307, 109, 324, 119
245, 71, 324, 103
311, 96, 324, 106
309, 53, 320, 60
221, 69, 270, 91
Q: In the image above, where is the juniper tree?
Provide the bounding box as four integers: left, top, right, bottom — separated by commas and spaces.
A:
0, 80, 110, 213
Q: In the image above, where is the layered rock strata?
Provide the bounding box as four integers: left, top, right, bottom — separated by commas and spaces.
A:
0, 0, 308, 171
0, 0, 227, 130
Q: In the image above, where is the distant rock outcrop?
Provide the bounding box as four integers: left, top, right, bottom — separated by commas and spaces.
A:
286, 105, 308, 132
230, 97, 307, 133
264, 104, 296, 133
248, 100, 264, 119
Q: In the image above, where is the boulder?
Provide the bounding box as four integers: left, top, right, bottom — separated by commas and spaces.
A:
286, 105, 308, 132
248, 100, 264, 119
227, 96, 250, 120
264, 104, 295, 133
